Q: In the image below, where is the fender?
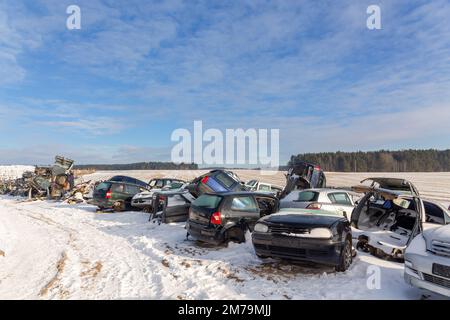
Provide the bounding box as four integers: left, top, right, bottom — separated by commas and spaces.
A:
219, 220, 248, 238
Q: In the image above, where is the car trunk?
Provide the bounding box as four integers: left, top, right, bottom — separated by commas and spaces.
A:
93, 182, 111, 199
189, 195, 223, 226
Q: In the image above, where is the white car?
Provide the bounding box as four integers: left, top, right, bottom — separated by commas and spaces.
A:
279, 188, 356, 217
404, 223, 450, 297
245, 180, 283, 195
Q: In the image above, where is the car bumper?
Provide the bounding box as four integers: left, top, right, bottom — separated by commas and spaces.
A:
404, 250, 450, 297
131, 198, 153, 208
252, 232, 343, 266
186, 220, 223, 245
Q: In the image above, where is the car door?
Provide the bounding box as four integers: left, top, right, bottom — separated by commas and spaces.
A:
224, 195, 260, 228
423, 200, 449, 229
162, 193, 191, 223
328, 192, 354, 218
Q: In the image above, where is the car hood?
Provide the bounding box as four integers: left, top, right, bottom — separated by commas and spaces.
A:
261, 211, 343, 228
424, 224, 450, 243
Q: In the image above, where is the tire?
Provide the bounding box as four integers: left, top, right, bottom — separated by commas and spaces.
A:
226, 227, 246, 244
335, 237, 352, 272
113, 201, 126, 212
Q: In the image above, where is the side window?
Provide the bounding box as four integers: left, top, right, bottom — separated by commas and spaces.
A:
259, 184, 271, 191
155, 180, 164, 188
111, 184, 125, 193
124, 185, 139, 194
296, 191, 319, 202
328, 193, 352, 206
230, 196, 258, 212
424, 202, 445, 225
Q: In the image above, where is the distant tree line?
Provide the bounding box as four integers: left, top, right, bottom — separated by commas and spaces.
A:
289, 149, 450, 172
74, 162, 198, 171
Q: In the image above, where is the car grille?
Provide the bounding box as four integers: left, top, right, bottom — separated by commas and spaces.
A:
254, 244, 329, 257
423, 273, 450, 289
268, 225, 309, 235
430, 240, 450, 257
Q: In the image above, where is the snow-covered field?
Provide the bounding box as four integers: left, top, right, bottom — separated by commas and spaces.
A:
1, 169, 449, 300
0, 165, 34, 181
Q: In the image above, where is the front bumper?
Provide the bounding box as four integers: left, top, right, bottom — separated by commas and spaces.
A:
404, 250, 450, 297
186, 220, 224, 245
252, 232, 343, 266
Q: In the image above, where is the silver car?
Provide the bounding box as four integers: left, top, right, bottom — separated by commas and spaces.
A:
404, 207, 450, 297
279, 188, 356, 217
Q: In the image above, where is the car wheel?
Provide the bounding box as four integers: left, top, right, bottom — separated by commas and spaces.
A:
113, 201, 125, 212
226, 227, 245, 244
335, 237, 352, 272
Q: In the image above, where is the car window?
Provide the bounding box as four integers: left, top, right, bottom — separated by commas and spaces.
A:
259, 184, 271, 191
125, 184, 139, 194
95, 182, 110, 191
230, 196, 258, 212
296, 191, 319, 202
155, 180, 164, 188
328, 192, 352, 205
193, 194, 223, 209
111, 183, 125, 193
149, 179, 156, 187
215, 172, 236, 188
424, 201, 445, 224
246, 180, 257, 187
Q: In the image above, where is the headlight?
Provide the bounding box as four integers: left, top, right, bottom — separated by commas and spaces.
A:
254, 223, 269, 233
302, 228, 333, 239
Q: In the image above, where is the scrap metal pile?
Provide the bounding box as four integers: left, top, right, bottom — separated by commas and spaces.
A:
0, 156, 93, 203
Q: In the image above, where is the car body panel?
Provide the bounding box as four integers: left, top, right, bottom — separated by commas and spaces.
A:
186, 170, 246, 198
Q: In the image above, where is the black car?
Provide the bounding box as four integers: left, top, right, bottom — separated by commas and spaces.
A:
90, 180, 149, 211
279, 161, 326, 199
149, 190, 196, 223
109, 175, 149, 188
186, 192, 278, 245
252, 208, 353, 272
186, 170, 246, 198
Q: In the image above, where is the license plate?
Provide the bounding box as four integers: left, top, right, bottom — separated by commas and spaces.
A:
432, 263, 450, 279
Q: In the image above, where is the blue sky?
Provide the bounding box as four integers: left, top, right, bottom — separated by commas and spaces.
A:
0, 0, 450, 165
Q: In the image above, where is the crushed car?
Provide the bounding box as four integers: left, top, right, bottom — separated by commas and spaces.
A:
186, 169, 246, 198
148, 178, 185, 189
252, 207, 353, 272
186, 192, 278, 245
279, 161, 326, 199
404, 223, 450, 297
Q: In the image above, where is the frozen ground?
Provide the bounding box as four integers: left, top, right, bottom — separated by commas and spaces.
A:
0, 169, 449, 300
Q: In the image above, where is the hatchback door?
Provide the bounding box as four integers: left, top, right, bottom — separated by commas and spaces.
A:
222, 195, 260, 228
189, 194, 223, 225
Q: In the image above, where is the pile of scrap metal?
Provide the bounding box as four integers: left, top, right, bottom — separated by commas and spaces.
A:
0, 156, 77, 200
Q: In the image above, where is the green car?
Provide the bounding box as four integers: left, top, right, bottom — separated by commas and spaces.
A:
89, 180, 149, 211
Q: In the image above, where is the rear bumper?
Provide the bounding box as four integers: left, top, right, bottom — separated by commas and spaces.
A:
131, 198, 153, 208
186, 220, 224, 245
252, 232, 343, 266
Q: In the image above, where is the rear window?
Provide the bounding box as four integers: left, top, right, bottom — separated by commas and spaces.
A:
193, 194, 223, 209
230, 196, 258, 211
215, 172, 236, 188
328, 192, 352, 205
95, 182, 111, 191
297, 191, 319, 202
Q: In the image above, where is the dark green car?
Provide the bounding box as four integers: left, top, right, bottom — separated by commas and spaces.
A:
89, 180, 149, 211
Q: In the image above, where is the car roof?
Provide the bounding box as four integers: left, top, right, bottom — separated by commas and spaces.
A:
290, 188, 350, 193
202, 191, 276, 198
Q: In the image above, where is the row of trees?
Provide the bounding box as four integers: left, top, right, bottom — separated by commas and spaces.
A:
289, 149, 450, 172
74, 162, 198, 171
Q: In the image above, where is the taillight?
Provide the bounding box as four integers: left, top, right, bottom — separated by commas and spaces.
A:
210, 211, 222, 225
201, 176, 209, 184
105, 191, 112, 199
307, 202, 322, 209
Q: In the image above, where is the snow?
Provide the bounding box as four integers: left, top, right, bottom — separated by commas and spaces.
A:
0, 196, 440, 300
0, 165, 35, 181
1, 169, 449, 300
